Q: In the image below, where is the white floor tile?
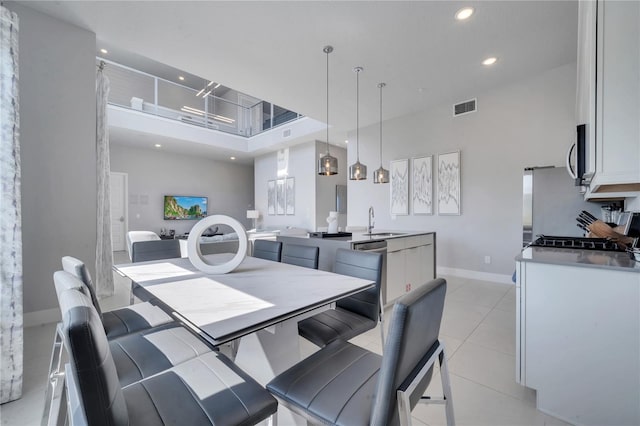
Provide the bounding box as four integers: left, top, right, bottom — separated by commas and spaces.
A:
446, 280, 511, 309
2, 264, 574, 426
440, 300, 492, 340
494, 286, 517, 313
448, 341, 534, 402
413, 373, 548, 426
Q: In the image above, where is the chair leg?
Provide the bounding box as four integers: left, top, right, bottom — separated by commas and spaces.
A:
268, 412, 278, 426
379, 293, 385, 346
42, 324, 66, 426
438, 347, 455, 426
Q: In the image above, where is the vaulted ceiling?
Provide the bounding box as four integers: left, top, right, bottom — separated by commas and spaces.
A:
24, 1, 578, 149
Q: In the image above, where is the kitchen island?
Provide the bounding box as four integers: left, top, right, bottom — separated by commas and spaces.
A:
277, 231, 436, 305
515, 247, 639, 426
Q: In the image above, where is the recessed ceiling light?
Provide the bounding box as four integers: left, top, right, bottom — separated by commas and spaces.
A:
455, 7, 474, 21
178, 76, 185, 81
345, 140, 349, 144
100, 48, 108, 54
230, 156, 236, 160
154, 144, 162, 148
482, 57, 498, 66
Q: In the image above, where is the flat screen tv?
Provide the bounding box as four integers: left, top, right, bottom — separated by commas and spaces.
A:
164, 195, 207, 220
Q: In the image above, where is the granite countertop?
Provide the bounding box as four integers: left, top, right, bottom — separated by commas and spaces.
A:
282, 230, 434, 244
516, 246, 640, 272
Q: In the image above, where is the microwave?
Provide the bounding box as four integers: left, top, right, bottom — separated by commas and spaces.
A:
566, 124, 587, 186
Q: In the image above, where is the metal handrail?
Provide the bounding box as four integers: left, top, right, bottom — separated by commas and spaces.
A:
98, 57, 302, 137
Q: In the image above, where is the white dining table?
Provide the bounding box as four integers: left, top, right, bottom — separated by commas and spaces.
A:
114, 253, 374, 419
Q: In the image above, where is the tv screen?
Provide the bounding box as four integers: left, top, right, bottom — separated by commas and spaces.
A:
164, 195, 207, 220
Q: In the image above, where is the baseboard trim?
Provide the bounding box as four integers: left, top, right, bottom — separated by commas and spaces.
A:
24, 308, 61, 327
437, 267, 514, 285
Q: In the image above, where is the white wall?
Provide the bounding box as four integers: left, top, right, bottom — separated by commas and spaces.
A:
315, 141, 348, 230
348, 63, 577, 277
7, 3, 97, 316
253, 141, 348, 232
110, 144, 254, 236
254, 142, 317, 230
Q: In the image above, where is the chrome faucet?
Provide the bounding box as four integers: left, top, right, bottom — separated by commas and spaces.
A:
368, 206, 375, 234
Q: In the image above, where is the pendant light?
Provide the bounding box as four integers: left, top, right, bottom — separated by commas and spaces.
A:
349, 66, 367, 180
374, 82, 390, 184
318, 45, 338, 176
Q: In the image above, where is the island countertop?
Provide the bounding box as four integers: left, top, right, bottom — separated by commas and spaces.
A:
285, 230, 435, 244
516, 246, 640, 272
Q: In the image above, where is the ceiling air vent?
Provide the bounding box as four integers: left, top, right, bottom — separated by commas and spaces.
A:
453, 98, 477, 117
283, 129, 292, 138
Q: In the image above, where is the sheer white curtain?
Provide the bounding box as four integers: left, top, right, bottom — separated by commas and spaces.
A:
95, 64, 114, 297
0, 5, 23, 403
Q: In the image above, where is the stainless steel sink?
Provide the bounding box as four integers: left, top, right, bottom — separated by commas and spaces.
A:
363, 232, 406, 237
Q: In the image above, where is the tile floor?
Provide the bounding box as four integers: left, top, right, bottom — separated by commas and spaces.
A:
0, 257, 570, 426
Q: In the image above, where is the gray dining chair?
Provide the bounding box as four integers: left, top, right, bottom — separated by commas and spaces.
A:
252, 239, 283, 262
131, 239, 181, 263
267, 278, 454, 426
298, 248, 384, 346
61, 256, 174, 339
281, 243, 319, 269
57, 287, 278, 426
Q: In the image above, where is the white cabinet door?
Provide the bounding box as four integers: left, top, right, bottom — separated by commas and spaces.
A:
576, 0, 597, 179
519, 261, 639, 425
591, 0, 640, 192
386, 250, 405, 303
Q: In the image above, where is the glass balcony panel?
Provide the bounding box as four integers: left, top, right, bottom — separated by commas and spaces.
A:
101, 59, 303, 137
103, 64, 154, 111
157, 80, 205, 123
207, 96, 243, 134
273, 104, 299, 126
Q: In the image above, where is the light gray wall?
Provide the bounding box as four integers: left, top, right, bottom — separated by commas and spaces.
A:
348, 63, 577, 276
254, 142, 318, 231
315, 141, 348, 231
7, 3, 97, 314
110, 144, 254, 236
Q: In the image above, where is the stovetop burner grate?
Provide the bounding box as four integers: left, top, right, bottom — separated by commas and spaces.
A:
531, 235, 624, 251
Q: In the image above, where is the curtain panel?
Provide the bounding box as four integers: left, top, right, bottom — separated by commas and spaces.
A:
0, 5, 23, 404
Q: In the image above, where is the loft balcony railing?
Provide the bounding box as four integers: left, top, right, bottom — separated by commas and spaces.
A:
99, 58, 303, 137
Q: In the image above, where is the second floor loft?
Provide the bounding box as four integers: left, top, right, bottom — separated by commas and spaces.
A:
101, 58, 305, 139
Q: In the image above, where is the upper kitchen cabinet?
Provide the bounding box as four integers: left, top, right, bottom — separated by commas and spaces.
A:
578, 0, 640, 199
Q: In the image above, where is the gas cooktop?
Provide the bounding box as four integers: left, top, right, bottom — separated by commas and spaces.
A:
530, 235, 624, 251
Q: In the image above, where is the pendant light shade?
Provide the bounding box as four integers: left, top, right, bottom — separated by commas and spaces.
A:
318, 45, 338, 176
349, 66, 367, 180
374, 82, 390, 184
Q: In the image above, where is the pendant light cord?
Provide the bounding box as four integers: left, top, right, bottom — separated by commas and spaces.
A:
356, 68, 360, 161
379, 83, 383, 167
326, 47, 330, 155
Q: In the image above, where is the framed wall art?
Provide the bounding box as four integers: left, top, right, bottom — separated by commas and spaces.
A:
285, 177, 295, 215
437, 151, 461, 215
390, 159, 409, 215
412, 155, 433, 215
276, 179, 285, 215
267, 180, 276, 215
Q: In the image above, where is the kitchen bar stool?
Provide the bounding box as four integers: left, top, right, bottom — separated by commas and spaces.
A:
58, 288, 278, 426
268, 278, 454, 426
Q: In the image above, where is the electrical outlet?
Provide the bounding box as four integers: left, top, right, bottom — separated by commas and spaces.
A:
484, 255, 491, 264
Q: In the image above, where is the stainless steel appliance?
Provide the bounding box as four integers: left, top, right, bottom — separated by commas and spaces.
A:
529, 235, 625, 251
352, 240, 387, 304
523, 166, 606, 246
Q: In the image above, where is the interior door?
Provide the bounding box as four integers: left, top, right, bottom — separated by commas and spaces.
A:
110, 172, 128, 251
